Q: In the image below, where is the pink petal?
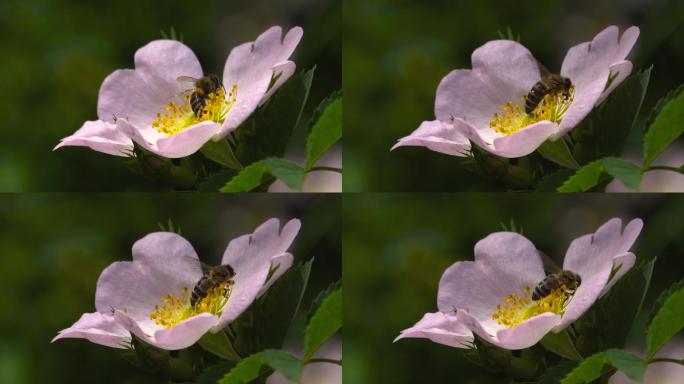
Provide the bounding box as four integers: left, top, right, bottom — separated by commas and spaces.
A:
94, 232, 203, 320
473, 232, 547, 291
221, 26, 303, 135
391, 120, 471, 157
52, 312, 131, 349
260, 61, 296, 106
599, 252, 636, 296
119, 119, 222, 158
437, 261, 510, 322
97, 40, 203, 127
258, 252, 294, 297
556, 262, 613, 330
54, 120, 133, 157
457, 310, 560, 350
216, 218, 301, 329
394, 312, 474, 349
490, 121, 558, 157
115, 310, 218, 350
563, 218, 643, 281
596, 60, 634, 105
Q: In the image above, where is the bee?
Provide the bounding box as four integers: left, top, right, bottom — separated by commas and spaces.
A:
524, 61, 572, 114
190, 262, 236, 307
177, 74, 224, 116
532, 250, 582, 301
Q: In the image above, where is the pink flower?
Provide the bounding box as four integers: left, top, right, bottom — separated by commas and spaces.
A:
51, 312, 131, 349
437, 218, 642, 350
395, 26, 639, 158
391, 120, 471, 157
53, 218, 300, 350
55, 26, 302, 158
394, 311, 474, 349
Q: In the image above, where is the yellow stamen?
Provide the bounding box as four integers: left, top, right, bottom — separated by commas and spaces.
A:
491, 285, 574, 328
489, 86, 574, 136
148, 282, 233, 328
151, 84, 238, 136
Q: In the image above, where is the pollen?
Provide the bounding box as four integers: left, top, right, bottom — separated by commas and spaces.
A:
151, 84, 238, 136
489, 86, 574, 136
148, 282, 233, 328
491, 285, 573, 328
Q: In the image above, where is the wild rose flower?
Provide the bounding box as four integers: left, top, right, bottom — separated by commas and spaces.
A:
394, 311, 474, 349
55, 26, 302, 158
391, 120, 471, 157
437, 217, 642, 350
394, 25, 639, 158
53, 218, 300, 350
52, 312, 131, 349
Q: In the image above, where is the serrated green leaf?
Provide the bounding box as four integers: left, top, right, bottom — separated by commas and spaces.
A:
537, 139, 580, 169
643, 83, 684, 167
233, 259, 313, 356
198, 331, 241, 362
220, 161, 270, 192
540, 330, 583, 361
534, 169, 575, 191
604, 349, 645, 382
540, 361, 578, 384
264, 158, 306, 191
200, 139, 243, 170
306, 93, 342, 169
601, 157, 642, 190
198, 362, 236, 384
262, 350, 303, 383
304, 285, 342, 359
647, 276, 684, 358
557, 160, 605, 192
561, 352, 611, 384
198, 169, 238, 192
307, 280, 342, 323
649, 278, 684, 325
235, 68, 315, 165
218, 352, 269, 384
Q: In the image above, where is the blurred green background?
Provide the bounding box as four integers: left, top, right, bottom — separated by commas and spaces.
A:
0, 0, 340, 191
343, 193, 684, 383
0, 194, 341, 383
344, 0, 684, 191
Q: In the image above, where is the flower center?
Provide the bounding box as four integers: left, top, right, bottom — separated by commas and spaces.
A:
489, 86, 574, 136
491, 286, 573, 328
148, 282, 233, 328
151, 84, 238, 136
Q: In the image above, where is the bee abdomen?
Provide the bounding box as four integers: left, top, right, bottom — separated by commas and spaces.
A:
190, 93, 206, 116
190, 277, 211, 306
525, 81, 549, 114
532, 275, 561, 300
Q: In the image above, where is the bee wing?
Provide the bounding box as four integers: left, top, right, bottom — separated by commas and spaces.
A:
536, 250, 562, 274
176, 76, 200, 85
533, 57, 552, 78
199, 261, 214, 274
177, 255, 207, 276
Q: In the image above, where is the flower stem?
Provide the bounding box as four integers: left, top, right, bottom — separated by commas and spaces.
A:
305, 358, 342, 366
643, 165, 683, 173
648, 357, 684, 366
307, 166, 342, 174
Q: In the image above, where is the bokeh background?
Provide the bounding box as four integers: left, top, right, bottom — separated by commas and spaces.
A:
343, 193, 684, 383
344, 0, 684, 191
0, 0, 341, 191
0, 194, 341, 383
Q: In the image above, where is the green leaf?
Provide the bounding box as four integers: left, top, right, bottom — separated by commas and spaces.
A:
200, 139, 243, 170
198, 362, 236, 384
304, 285, 342, 359
649, 278, 684, 325
595, 67, 652, 158
647, 276, 684, 358
537, 139, 580, 169
218, 350, 302, 384
540, 330, 583, 361
561, 352, 611, 384
557, 160, 605, 192
198, 331, 241, 362
307, 280, 342, 323
557, 157, 642, 192
540, 361, 578, 384
235, 68, 315, 165
643, 83, 684, 167
601, 157, 642, 190
233, 259, 313, 356
604, 349, 646, 382
218, 352, 270, 384
264, 158, 306, 191
306, 92, 342, 169
220, 161, 270, 192
262, 350, 303, 383
198, 169, 238, 192
534, 169, 575, 191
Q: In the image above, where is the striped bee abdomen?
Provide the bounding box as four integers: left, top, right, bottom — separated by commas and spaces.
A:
525, 81, 549, 114
190, 276, 212, 306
